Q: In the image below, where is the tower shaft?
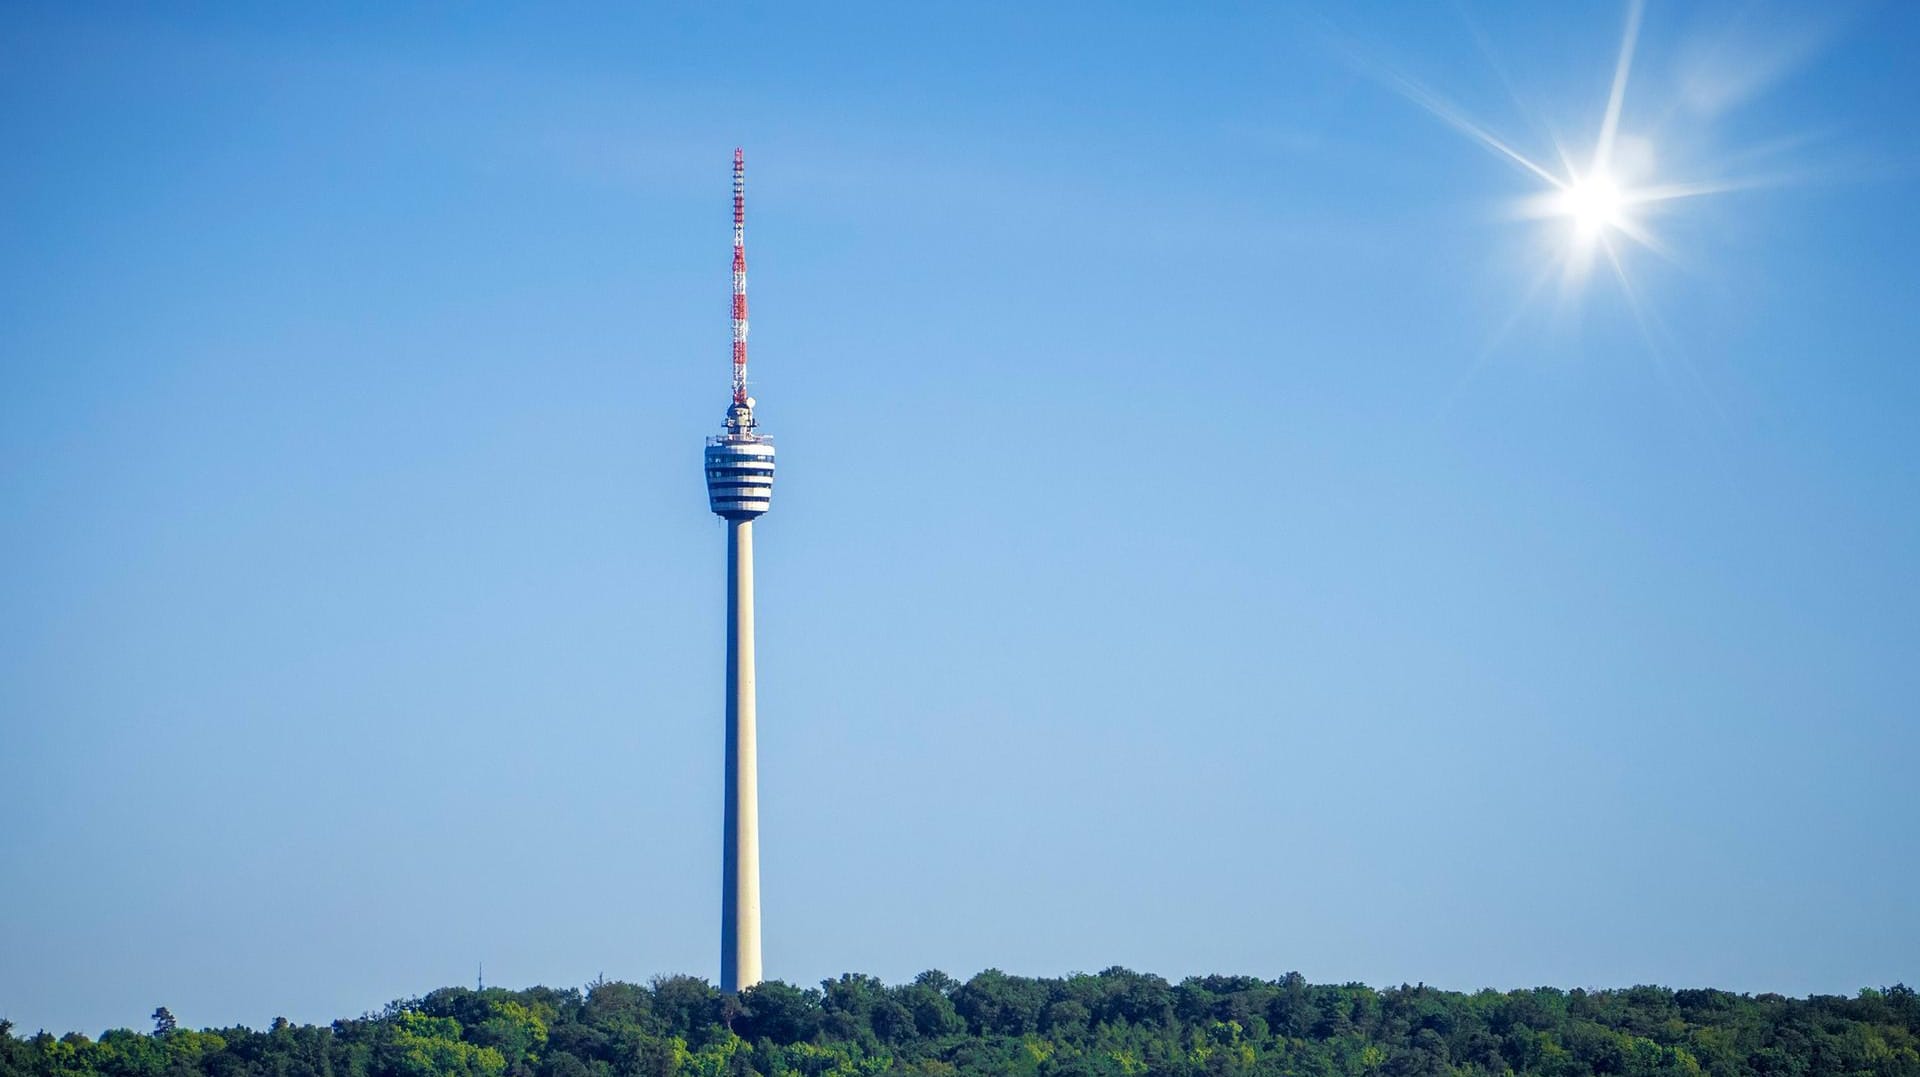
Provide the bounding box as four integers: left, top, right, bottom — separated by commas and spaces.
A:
720, 517, 762, 993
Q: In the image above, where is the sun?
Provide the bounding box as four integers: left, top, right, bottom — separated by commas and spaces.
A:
1517, 158, 1660, 274
1558, 170, 1627, 240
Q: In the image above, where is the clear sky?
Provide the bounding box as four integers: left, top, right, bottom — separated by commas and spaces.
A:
3, 0, 1917, 1038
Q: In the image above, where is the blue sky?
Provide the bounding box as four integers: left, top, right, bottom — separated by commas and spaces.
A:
3, 0, 1917, 1037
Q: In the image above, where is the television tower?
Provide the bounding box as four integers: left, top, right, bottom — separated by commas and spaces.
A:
704, 147, 772, 993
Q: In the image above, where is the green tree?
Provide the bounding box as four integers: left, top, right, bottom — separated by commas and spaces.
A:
470, 1001, 548, 1070
738, 982, 822, 1046
953, 970, 1047, 1038
380, 1013, 506, 1077
893, 979, 964, 1041
648, 979, 721, 1045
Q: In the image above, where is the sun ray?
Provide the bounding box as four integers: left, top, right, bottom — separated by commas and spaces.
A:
1600, 234, 1730, 428
1452, 0, 1545, 141
1549, 132, 1580, 180
1624, 178, 1761, 204
1378, 69, 1565, 188
1432, 253, 1562, 420
1601, 236, 1659, 359
1594, 0, 1645, 174
1609, 216, 1682, 269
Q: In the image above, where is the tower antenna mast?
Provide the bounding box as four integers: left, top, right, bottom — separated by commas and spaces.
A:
731, 148, 749, 408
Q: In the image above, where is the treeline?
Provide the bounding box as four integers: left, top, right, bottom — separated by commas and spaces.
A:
5, 970, 1918, 1077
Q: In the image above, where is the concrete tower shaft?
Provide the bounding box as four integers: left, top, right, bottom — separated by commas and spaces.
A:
718, 514, 762, 993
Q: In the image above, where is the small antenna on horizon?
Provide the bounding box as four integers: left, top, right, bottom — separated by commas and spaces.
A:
477, 962, 484, 992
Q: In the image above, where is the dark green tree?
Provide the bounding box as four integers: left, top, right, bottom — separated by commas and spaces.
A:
735, 982, 820, 1046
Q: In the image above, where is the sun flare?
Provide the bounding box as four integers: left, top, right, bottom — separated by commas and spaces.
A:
1559, 171, 1627, 240
1377, 0, 1745, 302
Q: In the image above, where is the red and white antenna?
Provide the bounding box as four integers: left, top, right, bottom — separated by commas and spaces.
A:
731, 148, 750, 408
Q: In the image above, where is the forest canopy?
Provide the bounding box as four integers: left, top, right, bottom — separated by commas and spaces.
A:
4, 970, 1916, 1077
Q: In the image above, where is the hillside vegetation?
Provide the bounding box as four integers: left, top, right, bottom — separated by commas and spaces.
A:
5, 970, 1917, 1077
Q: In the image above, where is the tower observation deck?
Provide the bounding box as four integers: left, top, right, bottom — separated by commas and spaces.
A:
705, 401, 774, 519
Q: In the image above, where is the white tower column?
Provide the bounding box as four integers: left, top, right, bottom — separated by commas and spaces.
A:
721, 517, 762, 993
